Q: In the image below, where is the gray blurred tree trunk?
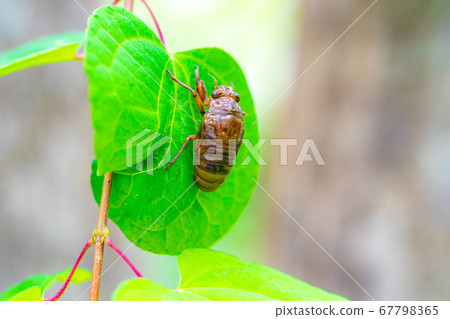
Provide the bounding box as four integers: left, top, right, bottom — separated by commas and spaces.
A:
266, 0, 450, 300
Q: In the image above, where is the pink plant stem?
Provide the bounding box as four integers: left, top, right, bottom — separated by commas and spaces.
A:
140, 0, 166, 47
104, 235, 143, 277
44, 238, 94, 301
112, 0, 166, 48
125, 0, 134, 12
75, 52, 85, 60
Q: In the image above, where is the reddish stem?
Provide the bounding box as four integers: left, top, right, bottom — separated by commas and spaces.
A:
44, 238, 94, 301
125, 0, 134, 12
75, 52, 85, 60
112, 0, 166, 48
140, 0, 166, 47
104, 235, 143, 277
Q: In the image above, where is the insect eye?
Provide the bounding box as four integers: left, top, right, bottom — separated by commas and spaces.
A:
234, 93, 240, 102
211, 90, 221, 98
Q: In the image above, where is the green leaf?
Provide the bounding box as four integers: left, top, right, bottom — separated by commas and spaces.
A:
113, 249, 347, 301
0, 268, 91, 301
0, 32, 84, 77
8, 287, 43, 301
87, 6, 259, 255
112, 279, 207, 301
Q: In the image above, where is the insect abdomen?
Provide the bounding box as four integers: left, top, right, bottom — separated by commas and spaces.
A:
194, 161, 231, 192
194, 110, 244, 192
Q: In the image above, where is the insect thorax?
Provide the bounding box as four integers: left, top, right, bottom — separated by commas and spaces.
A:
207, 97, 243, 117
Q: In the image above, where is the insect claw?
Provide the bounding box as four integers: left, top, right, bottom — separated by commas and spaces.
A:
195, 65, 200, 80
231, 82, 234, 90
209, 73, 218, 88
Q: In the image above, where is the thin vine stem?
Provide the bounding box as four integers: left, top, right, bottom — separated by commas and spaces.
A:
89, 172, 113, 301
75, 52, 85, 60
44, 238, 94, 301
112, 0, 166, 48
104, 235, 143, 277
140, 0, 166, 47
124, 0, 134, 12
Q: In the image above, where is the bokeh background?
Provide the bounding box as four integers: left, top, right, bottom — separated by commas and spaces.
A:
1, 0, 449, 300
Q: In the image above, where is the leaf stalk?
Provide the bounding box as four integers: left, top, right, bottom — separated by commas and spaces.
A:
124, 0, 134, 12
140, 0, 166, 47
105, 235, 143, 278
44, 238, 94, 301
112, 0, 166, 48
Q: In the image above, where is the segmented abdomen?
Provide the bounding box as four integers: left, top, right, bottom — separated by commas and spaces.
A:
194, 112, 244, 192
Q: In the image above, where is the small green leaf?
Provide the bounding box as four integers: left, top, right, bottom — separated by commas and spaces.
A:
0, 268, 91, 301
0, 31, 85, 77
112, 278, 207, 301
87, 6, 259, 255
55, 268, 91, 284
112, 249, 347, 301
0, 274, 50, 301
8, 287, 43, 301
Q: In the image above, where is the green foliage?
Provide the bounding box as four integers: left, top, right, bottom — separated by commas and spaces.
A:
0, 268, 91, 301
87, 6, 259, 255
113, 249, 347, 301
0, 32, 84, 77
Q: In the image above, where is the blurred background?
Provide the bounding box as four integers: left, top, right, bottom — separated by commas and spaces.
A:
1, 0, 449, 300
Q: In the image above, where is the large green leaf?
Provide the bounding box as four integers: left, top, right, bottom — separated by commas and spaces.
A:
0, 268, 91, 301
113, 249, 347, 301
87, 6, 259, 255
0, 32, 84, 77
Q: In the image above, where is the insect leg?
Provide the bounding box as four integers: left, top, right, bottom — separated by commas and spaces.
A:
208, 73, 218, 88
194, 66, 212, 108
166, 134, 197, 170
195, 66, 209, 106
166, 70, 205, 115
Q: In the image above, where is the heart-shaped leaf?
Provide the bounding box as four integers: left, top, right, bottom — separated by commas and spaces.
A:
112, 249, 347, 301
0, 31, 84, 77
0, 268, 91, 301
86, 6, 259, 255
